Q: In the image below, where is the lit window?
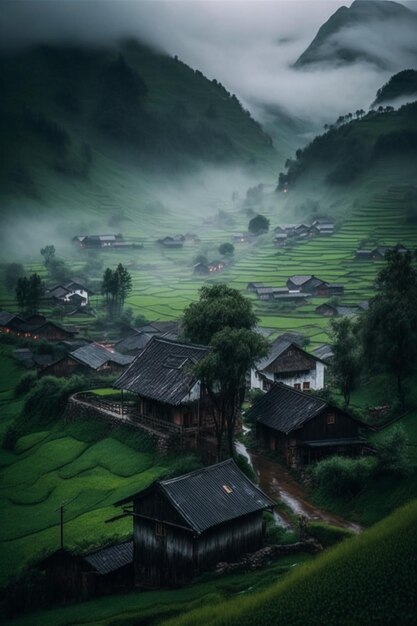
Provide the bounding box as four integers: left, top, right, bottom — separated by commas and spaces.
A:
303, 382, 310, 390
294, 383, 301, 390
327, 414, 335, 425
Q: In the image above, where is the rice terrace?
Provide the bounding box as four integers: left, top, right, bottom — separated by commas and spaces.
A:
1, 1, 417, 625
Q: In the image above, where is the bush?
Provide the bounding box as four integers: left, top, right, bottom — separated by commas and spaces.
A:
160, 454, 203, 479
14, 372, 38, 398
22, 375, 88, 426
248, 214, 270, 235
264, 512, 297, 545
374, 425, 411, 476
2, 424, 21, 451
312, 455, 376, 498
307, 522, 354, 547
218, 242, 234, 256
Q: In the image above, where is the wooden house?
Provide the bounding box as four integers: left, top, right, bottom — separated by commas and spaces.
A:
250, 335, 326, 392
315, 303, 357, 317
73, 234, 124, 249
113, 336, 215, 433
37, 541, 133, 602
311, 220, 335, 236
114, 460, 274, 587
158, 235, 184, 248
355, 249, 373, 261
40, 343, 133, 377
247, 282, 264, 293
0, 311, 25, 334
287, 275, 344, 297
248, 383, 367, 467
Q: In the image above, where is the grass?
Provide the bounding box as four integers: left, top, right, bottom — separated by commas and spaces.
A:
3, 553, 312, 626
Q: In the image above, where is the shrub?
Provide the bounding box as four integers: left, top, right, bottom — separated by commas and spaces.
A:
14, 372, 38, 398
2, 424, 21, 451
248, 214, 270, 235
307, 521, 354, 547
264, 512, 298, 545
161, 454, 203, 479
374, 425, 411, 476
22, 375, 88, 426
218, 242, 234, 256
312, 455, 376, 498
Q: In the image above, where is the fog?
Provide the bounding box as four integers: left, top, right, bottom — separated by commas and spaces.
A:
1, 0, 415, 127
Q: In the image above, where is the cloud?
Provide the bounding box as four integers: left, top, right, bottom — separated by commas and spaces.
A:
0, 1, 414, 131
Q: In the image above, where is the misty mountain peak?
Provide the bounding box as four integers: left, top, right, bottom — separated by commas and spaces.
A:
295, 0, 417, 70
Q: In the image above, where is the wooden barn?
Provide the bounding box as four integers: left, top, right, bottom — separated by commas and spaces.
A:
248, 383, 367, 467
40, 343, 133, 377
113, 336, 215, 433
114, 460, 274, 587
250, 335, 326, 391
36, 541, 133, 602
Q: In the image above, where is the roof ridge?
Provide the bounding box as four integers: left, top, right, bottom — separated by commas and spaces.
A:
153, 335, 209, 351
160, 459, 234, 486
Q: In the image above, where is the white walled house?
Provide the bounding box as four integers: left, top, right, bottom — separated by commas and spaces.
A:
250, 336, 326, 392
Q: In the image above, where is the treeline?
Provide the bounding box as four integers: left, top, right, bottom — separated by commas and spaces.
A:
277, 101, 417, 190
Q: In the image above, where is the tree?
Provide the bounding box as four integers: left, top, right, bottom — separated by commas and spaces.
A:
4, 263, 25, 292
101, 264, 132, 320
16, 273, 43, 315
40, 245, 56, 266
182, 285, 267, 459
362, 250, 417, 407
218, 242, 234, 256
330, 317, 362, 407
248, 214, 270, 235
182, 284, 258, 346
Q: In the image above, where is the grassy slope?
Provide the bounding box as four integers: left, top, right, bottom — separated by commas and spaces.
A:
159, 499, 417, 626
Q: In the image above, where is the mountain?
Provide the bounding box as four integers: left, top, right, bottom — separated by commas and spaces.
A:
294, 0, 417, 69
276, 99, 417, 222
0, 41, 279, 223
373, 69, 417, 106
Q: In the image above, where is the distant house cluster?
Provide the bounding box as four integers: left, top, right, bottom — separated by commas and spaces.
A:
315, 300, 369, 317
158, 235, 185, 248
232, 232, 256, 244
73, 234, 142, 250
247, 275, 344, 303
355, 243, 408, 261
273, 219, 335, 247
45, 278, 91, 309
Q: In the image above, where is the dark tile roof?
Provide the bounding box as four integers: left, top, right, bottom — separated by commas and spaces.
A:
246, 383, 328, 434
114, 336, 208, 405
0, 311, 22, 326
255, 337, 292, 371
115, 331, 153, 353
287, 275, 314, 286
314, 344, 334, 360
48, 285, 71, 299
117, 460, 274, 534
71, 343, 133, 369
83, 541, 133, 575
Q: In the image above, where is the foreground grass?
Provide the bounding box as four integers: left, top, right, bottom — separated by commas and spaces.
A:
160, 499, 417, 626
3, 554, 312, 626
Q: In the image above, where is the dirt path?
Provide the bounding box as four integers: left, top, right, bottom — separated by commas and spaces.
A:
235, 441, 363, 533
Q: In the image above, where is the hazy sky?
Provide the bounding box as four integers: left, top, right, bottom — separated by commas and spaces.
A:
1, 1, 416, 124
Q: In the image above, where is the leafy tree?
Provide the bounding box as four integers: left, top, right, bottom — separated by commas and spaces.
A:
48, 258, 71, 283
182, 285, 266, 459
15, 273, 43, 315
248, 214, 270, 235
362, 250, 417, 407
40, 245, 56, 266
374, 425, 411, 476
330, 317, 362, 407
4, 263, 25, 292
182, 284, 258, 346
101, 264, 132, 319
218, 242, 234, 256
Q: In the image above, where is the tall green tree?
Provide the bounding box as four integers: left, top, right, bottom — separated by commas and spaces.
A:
363, 250, 417, 407
182, 284, 258, 345
101, 264, 132, 320
40, 245, 56, 266
330, 317, 362, 408
16, 273, 43, 315
182, 285, 267, 459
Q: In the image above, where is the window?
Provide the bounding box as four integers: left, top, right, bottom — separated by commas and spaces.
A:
222, 484, 233, 494
155, 522, 165, 537
294, 383, 301, 391
327, 413, 335, 425
303, 382, 310, 390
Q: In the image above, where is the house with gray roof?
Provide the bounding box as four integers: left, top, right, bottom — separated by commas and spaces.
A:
250, 334, 326, 392
114, 336, 215, 432
40, 343, 133, 377
114, 459, 274, 586
247, 383, 367, 467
